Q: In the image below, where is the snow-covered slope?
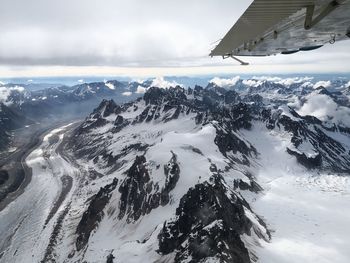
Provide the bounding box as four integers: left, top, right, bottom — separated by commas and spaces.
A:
1, 81, 349, 263
59, 86, 350, 261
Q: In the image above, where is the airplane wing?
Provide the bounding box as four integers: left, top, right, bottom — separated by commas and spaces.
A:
210, 0, 350, 57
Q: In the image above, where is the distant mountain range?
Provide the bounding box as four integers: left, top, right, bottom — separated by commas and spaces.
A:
1, 76, 349, 152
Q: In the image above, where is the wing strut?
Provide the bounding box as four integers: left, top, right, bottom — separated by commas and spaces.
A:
304, 0, 342, 30
223, 54, 249, 66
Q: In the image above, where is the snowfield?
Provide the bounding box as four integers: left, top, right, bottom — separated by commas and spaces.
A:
243, 123, 350, 263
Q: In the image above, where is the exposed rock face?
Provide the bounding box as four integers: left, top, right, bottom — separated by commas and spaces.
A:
287, 148, 322, 168
214, 126, 256, 165
158, 175, 254, 263
255, 105, 350, 172
233, 179, 263, 193
76, 99, 121, 134
93, 99, 122, 118
144, 87, 168, 105
161, 151, 180, 205
118, 153, 180, 222
76, 178, 119, 251
118, 155, 151, 222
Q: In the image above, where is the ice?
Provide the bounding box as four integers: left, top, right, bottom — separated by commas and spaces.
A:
243, 122, 350, 263
0, 123, 79, 263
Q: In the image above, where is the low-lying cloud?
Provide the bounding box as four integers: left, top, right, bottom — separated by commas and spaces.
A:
313, 81, 332, 89
0, 0, 349, 75
209, 76, 240, 87
297, 93, 350, 126
122, 91, 132, 96
0, 86, 25, 105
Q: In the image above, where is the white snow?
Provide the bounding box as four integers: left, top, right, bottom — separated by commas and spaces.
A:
0, 123, 79, 263
119, 100, 146, 119
323, 129, 350, 149
69, 111, 236, 262
242, 122, 350, 263
1, 88, 349, 263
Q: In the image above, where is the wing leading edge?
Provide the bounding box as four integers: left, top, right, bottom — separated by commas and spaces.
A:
210, 0, 350, 57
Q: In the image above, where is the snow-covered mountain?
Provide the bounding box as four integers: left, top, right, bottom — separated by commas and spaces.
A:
1, 76, 350, 262
0, 80, 147, 151
0, 80, 150, 120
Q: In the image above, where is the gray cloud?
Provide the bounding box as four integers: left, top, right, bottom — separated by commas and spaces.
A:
0, 0, 349, 72
0, 0, 249, 67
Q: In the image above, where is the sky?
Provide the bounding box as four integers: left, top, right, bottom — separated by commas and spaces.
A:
0, 0, 350, 77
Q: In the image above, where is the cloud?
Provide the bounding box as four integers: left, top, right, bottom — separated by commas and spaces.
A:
242, 79, 264, 88
249, 76, 314, 87
105, 82, 115, 90
0, 88, 11, 103
136, 85, 147, 94
0, 85, 25, 104
209, 76, 240, 87
297, 93, 350, 126
0, 0, 250, 68
301, 81, 314, 88
0, 0, 349, 76
344, 81, 350, 88
287, 95, 302, 108
134, 76, 181, 94
150, 77, 182, 89
276, 77, 313, 87
313, 80, 331, 89
241, 76, 322, 89
122, 91, 132, 96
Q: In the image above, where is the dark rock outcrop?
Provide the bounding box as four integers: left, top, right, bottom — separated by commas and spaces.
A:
118, 153, 180, 222
233, 179, 263, 193
287, 148, 322, 169
76, 178, 119, 251
158, 175, 254, 263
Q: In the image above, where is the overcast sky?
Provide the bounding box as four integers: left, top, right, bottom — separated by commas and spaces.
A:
0, 0, 350, 77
